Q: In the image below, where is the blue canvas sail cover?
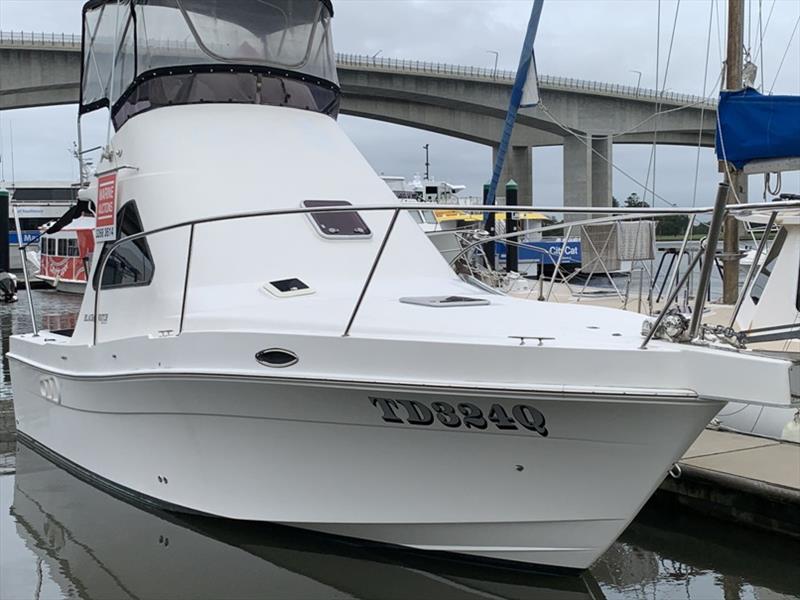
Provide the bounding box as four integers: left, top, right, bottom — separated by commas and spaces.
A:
716, 88, 800, 168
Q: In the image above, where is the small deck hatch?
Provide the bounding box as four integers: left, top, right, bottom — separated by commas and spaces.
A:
303, 200, 372, 238
399, 296, 491, 308
262, 278, 314, 298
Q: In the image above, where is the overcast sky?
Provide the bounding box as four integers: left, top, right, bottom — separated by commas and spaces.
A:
1, 0, 799, 206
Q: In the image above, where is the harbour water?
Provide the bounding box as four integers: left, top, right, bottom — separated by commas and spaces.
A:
1, 291, 798, 600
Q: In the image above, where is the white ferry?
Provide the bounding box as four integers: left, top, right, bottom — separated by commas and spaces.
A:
36, 215, 95, 294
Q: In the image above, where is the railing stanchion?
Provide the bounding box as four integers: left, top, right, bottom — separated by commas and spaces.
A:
688, 183, 730, 339
546, 225, 573, 301
178, 223, 195, 335
640, 250, 704, 349
13, 205, 38, 336
343, 208, 400, 338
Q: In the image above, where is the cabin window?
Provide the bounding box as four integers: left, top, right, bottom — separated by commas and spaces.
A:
92, 201, 155, 290
751, 228, 786, 305
48, 239, 56, 256
303, 200, 371, 238
66, 239, 79, 257
57, 239, 67, 256
796, 258, 800, 313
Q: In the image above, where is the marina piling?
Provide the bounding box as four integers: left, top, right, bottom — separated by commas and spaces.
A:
482, 183, 496, 268
505, 180, 519, 273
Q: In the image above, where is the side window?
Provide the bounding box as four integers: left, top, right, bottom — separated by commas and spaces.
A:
67, 239, 79, 257
57, 239, 67, 256
797, 255, 800, 313
751, 228, 786, 305
92, 201, 155, 289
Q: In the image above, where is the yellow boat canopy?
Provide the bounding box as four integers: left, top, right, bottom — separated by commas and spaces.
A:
432, 210, 551, 223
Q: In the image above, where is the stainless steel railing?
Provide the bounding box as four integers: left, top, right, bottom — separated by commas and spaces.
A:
86, 201, 798, 347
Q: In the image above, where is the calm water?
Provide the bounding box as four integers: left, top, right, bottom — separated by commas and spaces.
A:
1, 291, 798, 600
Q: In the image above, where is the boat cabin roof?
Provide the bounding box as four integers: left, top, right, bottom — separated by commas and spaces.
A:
80, 0, 339, 128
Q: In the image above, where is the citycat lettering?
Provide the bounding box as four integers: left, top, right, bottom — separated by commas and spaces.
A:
370, 396, 548, 436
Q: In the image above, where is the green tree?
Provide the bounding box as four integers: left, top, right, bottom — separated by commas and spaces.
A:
625, 192, 649, 208
656, 214, 690, 237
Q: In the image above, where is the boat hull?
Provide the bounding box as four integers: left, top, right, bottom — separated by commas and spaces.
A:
9, 360, 722, 570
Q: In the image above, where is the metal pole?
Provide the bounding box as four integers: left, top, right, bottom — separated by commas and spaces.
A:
178, 224, 195, 335
640, 250, 704, 349
688, 183, 730, 338
486, 0, 545, 205
728, 210, 777, 328
482, 183, 496, 268
546, 225, 573, 301
663, 214, 695, 302
13, 205, 38, 336
343, 209, 400, 337
0, 188, 8, 272
505, 180, 519, 273
423, 144, 430, 180
722, 0, 745, 304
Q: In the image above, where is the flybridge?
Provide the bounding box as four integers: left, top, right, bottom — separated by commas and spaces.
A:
80, 0, 340, 128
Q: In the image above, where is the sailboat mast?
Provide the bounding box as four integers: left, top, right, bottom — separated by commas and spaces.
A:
722, 0, 746, 304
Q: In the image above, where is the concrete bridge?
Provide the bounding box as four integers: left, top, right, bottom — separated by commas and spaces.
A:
0, 31, 717, 206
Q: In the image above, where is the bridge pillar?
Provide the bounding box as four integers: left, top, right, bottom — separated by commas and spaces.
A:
492, 145, 532, 205
563, 134, 613, 217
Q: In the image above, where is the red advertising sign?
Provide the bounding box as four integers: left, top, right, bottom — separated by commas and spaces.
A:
95, 173, 117, 242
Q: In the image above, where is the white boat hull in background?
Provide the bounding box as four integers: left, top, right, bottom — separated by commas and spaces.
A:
10, 356, 721, 571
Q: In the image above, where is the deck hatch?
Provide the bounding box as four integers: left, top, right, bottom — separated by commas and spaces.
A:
303, 200, 372, 239
262, 278, 314, 298
399, 296, 491, 308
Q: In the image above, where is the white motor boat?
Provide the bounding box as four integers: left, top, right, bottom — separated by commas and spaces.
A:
381, 174, 481, 263
8, 0, 799, 573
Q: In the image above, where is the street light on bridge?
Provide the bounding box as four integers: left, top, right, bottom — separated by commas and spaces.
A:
630, 70, 642, 96
486, 50, 499, 78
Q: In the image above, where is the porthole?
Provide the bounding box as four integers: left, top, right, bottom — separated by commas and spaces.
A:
255, 348, 299, 368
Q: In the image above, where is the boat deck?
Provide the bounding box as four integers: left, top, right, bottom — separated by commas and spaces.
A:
659, 429, 800, 537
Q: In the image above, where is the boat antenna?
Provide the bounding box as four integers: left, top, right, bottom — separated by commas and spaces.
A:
423, 144, 430, 180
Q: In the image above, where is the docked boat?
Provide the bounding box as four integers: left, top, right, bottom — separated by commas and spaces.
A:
8, 0, 799, 573
382, 174, 481, 263
35, 215, 95, 294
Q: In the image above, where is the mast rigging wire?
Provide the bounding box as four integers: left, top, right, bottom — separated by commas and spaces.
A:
692, 1, 717, 208
768, 12, 800, 93
538, 104, 677, 208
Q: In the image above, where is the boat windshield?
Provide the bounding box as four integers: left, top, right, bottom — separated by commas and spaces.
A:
81, 0, 337, 121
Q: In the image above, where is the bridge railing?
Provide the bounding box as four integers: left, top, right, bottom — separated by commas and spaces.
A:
0, 30, 716, 108
0, 30, 81, 47
336, 53, 717, 108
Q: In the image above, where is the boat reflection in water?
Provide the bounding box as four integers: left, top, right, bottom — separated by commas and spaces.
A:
594, 500, 800, 599
10, 443, 604, 600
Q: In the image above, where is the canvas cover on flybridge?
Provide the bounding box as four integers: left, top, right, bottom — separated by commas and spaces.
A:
716, 88, 800, 168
